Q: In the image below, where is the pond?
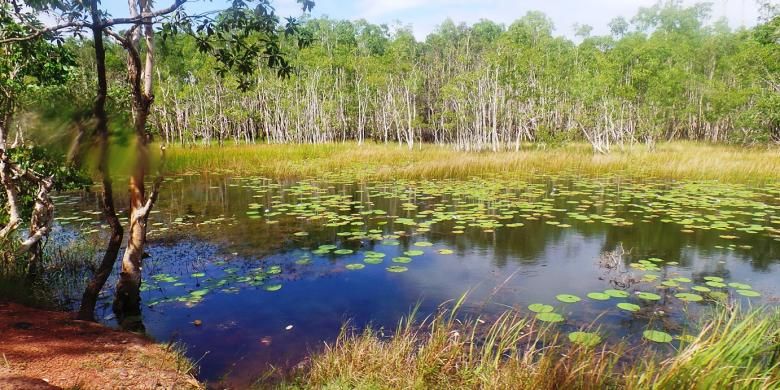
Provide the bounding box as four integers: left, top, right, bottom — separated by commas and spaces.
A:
53, 174, 780, 387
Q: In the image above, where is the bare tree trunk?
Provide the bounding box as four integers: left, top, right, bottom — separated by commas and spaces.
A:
78, 1, 125, 322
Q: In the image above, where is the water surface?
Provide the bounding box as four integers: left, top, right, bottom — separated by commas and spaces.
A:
54, 174, 780, 387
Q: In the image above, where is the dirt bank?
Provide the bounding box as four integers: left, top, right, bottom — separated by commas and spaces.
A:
0, 302, 201, 389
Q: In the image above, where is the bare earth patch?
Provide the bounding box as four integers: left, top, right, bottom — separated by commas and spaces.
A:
0, 302, 201, 390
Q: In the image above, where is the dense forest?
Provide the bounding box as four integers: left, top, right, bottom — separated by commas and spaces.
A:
31, 1, 777, 152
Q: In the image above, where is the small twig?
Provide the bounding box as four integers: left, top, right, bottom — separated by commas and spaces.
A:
2, 353, 10, 368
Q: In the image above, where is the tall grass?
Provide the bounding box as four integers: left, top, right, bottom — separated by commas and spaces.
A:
0, 237, 100, 308
280, 303, 779, 389
163, 142, 780, 183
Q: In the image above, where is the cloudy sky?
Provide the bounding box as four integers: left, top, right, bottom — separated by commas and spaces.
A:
104, 0, 764, 40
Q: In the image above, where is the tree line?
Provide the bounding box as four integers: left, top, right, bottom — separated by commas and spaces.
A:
138, 1, 779, 151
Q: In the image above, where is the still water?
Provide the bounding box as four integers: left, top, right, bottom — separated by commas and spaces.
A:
54, 174, 780, 387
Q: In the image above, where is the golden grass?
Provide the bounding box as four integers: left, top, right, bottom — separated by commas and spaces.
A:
163, 142, 780, 183
279, 303, 779, 390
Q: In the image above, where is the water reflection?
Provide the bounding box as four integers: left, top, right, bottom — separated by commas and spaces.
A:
53, 174, 780, 387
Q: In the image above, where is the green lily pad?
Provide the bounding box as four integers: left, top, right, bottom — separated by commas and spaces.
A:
386, 265, 408, 273
333, 249, 354, 255
568, 331, 602, 347
528, 303, 554, 313
536, 312, 564, 323
437, 249, 454, 255
587, 292, 610, 301
636, 292, 661, 301
604, 289, 629, 298
643, 330, 673, 343
264, 284, 282, 292
414, 241, 433, 247
363, 257, 383, 264
691, 285, 711, 292
345, 263, 365, 270
617, 302, 641, 312
703, 276, 724, 282
728, 282, 752, 290
675, 293, 703, 302
392, 256, 412, 263
404, 250, 424, 256
736, 289, 760, 297
705, 281, 727, 288
556, 294, 581, 303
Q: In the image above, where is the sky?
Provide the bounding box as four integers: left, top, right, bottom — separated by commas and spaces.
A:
102, 0, 766, 40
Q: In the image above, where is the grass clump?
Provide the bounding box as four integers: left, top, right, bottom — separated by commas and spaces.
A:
164, 142, 780, 183
281, 302, 779, 389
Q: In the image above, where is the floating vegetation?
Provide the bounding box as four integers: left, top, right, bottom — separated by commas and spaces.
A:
556, 294, 581, 303
568, 331, 602, 347
55, 172, 777, 368
643, 330, 673, 343
587, 292, 611, 301
675, 293, 704, 302
617, 303, 641, 312
536, 312, 564, 323
528, 303, 554, 313
636, 292, 661, 301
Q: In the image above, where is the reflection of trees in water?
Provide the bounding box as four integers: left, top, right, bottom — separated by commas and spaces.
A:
69, 175, 780, 273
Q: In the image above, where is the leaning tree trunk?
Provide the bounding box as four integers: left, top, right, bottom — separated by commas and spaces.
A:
113, 0, 162, 330
77, 4, 125, 321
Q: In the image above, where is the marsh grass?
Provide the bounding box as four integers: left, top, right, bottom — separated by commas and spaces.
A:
281, 302, 779, 390
0, 237, 100, 308
164, 142, 780, 183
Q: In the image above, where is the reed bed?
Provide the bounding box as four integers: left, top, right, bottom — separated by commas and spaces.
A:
278, 302, 779, 389
163, 142, 780, 183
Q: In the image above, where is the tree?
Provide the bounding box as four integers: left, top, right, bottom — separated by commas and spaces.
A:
2, 0, 314, 325
0, 2, 77, 277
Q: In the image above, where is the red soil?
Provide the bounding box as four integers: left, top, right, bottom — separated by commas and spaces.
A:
0, 302, 200, 389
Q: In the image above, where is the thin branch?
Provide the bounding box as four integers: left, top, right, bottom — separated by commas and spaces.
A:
0, 0, 185, 44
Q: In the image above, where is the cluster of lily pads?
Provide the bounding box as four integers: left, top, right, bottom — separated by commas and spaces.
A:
52, 175, 777, 347
526, 255, 762, 346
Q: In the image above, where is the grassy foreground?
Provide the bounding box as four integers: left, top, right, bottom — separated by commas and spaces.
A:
279, 303, 780, 390
164, 142, 780, 183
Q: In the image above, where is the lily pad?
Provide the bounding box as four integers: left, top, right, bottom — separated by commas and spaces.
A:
414, 241, 433, 247
333, 249, 354, 255
404, 250, 424, 257
587, 292, 611, 301
363, 257, 383, 264
392, 256, 412, 263
617, 302, 641, 312
643, 330, 673, 343
636, 292, 661, 301
675, 293, 703, 302
264, 284, 282, 292
736, 289, 760, 297
345, 263, 365, 270
604, 289, 629, 298
556, 294, 581, 303
568, 331, 602, 347
536, 312, 564, 323
528, 303, 554, 313
386, 265, 408, 273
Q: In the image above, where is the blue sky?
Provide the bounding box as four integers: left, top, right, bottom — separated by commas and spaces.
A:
103, 0, 763, 40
